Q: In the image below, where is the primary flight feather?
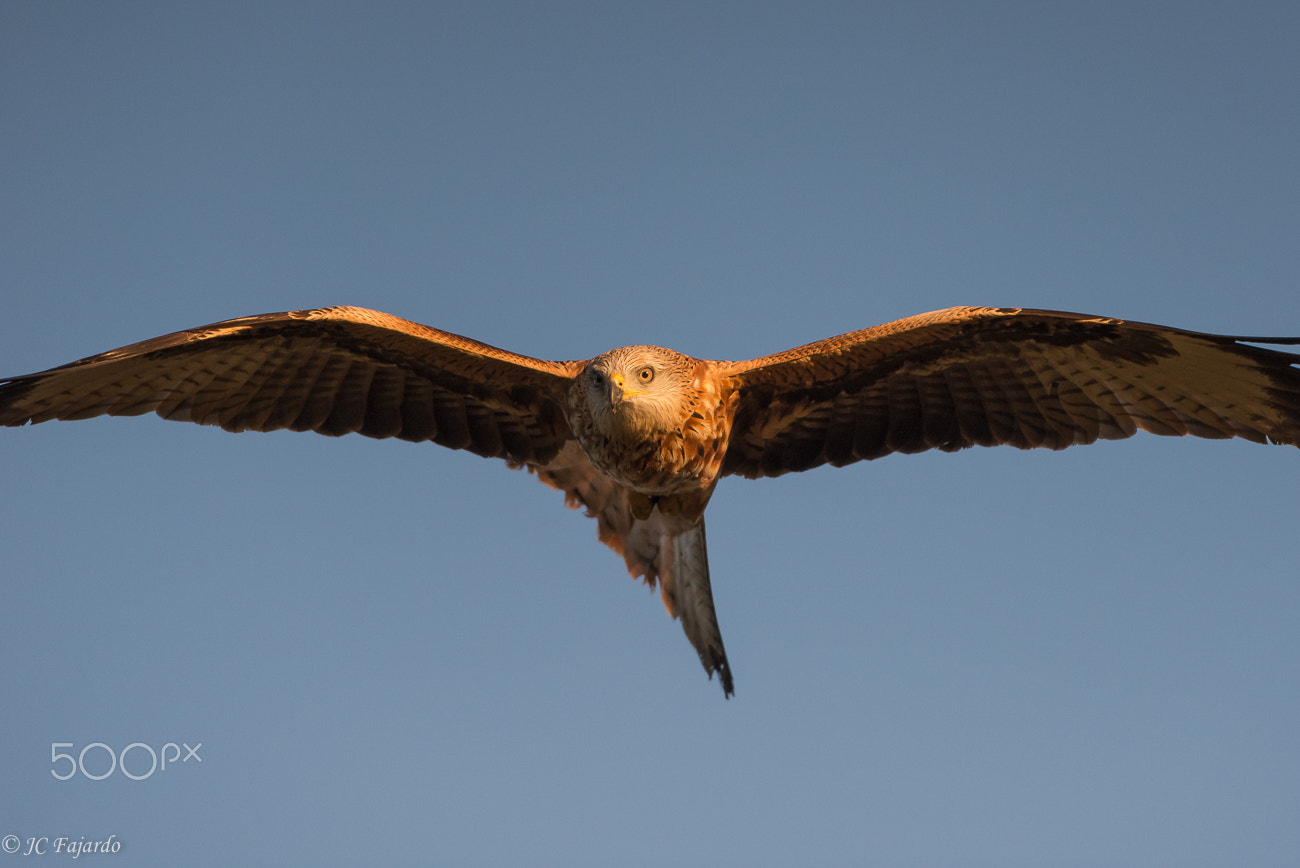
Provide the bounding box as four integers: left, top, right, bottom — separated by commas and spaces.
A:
4, 304, 1300, 696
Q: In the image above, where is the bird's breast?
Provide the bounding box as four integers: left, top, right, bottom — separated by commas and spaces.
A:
566, 380, 736, 497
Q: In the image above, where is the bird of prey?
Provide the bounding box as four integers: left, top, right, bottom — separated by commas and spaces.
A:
3, 305, 1300, 697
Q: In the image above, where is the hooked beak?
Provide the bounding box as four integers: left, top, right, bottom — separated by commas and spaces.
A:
607, 371, 645, 413
609, 372, 626, 411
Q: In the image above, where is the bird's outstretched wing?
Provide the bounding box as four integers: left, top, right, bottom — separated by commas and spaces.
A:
0, 306, 733, 693
720, 307, 1300, 479
530, 442, 734, 696
0, 306, 582, 464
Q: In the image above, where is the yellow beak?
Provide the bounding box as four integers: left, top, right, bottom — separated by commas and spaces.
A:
609, 372, 626, 410
609, 372, 643, 411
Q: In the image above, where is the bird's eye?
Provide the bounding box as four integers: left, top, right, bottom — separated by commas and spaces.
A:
638, 366, 655, 383
592, 371, 605, 386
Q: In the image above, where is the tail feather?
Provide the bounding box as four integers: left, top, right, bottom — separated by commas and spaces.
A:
528, 443, 734, 696
654, 518, 734, 697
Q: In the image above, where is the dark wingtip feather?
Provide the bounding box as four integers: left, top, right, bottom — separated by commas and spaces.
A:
0, 375, 42, 426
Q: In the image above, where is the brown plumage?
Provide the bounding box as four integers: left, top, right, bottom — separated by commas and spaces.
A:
4, 304, 1300, 697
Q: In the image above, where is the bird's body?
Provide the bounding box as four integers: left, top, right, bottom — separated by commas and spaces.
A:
4, 304, 1300, 696
570, 347, 735, 505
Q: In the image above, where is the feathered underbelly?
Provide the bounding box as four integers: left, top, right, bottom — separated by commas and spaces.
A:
577, 431, 721, 496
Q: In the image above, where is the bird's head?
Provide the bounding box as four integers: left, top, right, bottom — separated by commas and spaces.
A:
582, 345, 695, 438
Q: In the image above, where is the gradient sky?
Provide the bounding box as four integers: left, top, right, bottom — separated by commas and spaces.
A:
2, 3, 1299, 866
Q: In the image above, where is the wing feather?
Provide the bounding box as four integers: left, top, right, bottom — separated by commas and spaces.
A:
721, 307, 1300, 478
0, 306, 583, 464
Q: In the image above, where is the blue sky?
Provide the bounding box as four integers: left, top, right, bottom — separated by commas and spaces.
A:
2, 3, 1298, 865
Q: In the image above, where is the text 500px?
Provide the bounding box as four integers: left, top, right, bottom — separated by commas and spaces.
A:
50, 742, 202, 780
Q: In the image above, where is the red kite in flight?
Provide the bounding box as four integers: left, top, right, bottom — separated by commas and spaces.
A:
4, 305, 1299, 696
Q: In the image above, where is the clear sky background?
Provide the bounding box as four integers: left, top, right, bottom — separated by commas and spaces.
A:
2, 3, 1298, 866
